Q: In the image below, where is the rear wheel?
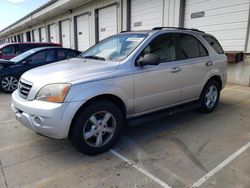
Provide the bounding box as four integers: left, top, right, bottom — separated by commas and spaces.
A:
198, 80, 220, 113
69, 100, 124, 155
0, 76, 18, 93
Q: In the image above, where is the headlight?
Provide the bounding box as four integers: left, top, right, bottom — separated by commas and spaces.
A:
36, 83, 71, 103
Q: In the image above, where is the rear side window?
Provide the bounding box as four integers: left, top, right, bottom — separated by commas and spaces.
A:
2, 45, 15, 55
177, 34, 208, 60
203, 36, 224, 54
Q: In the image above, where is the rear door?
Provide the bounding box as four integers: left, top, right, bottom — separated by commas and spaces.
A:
177, 33, 210, 101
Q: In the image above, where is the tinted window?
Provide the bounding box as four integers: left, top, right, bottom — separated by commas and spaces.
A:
28, 50, 55, 64
204, 36, 224, 54
19, 44, 33, 53
140, 34, 176, 62
66, 50, 79, 58
178, 34, 208, 59
57, 49, 67, 61
2, 45, 15, 55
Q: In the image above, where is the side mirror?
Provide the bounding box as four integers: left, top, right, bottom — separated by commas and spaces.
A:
136, 53, 160, 66
22, 59, 31, 64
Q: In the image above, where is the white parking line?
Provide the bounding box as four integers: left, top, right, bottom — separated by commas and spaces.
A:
110, 149, 172, 188
0, 119, 15, 124
191, 142, 250, 188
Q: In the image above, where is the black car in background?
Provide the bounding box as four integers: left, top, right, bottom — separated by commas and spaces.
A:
0, 42, 61, 60
0, 47, 81, 92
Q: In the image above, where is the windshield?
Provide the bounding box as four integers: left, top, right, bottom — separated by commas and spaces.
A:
82, 33, 147, 61
10, 50, 35, 63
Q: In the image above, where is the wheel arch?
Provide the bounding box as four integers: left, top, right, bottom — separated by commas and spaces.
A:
68, 94, 127, 138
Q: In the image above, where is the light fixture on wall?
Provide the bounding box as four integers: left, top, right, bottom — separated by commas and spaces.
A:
68, 9, 73, 14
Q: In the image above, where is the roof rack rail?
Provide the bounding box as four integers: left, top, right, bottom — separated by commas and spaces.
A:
152, 27, 205, 33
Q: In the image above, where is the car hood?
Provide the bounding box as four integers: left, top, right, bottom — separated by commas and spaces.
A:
21, 58, 119, 86
0, 59, 15, 66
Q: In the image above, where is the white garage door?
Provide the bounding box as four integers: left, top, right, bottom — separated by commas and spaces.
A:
130, 0, 164, 30
184, 0, 250, 52
49, 24, 56, 43
40, 27, 46, 42
60, 19, 71, 48
98, 5, 117, 41
76, 14, 90, 51
32, 29, 39, 42
23, 33, 27, 42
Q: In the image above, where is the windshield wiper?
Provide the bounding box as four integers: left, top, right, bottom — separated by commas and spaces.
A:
84, 55, 106, 61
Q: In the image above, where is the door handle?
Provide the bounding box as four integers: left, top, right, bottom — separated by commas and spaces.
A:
170, 67, 181, 73
206, 61, 213, 66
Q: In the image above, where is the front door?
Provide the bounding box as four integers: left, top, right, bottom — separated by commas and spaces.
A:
134, 33, 182, 113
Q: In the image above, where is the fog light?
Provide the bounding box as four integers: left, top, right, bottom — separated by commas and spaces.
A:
34, 116, 42, 125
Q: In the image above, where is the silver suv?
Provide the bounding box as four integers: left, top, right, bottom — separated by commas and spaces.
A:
11, 27, 227, 155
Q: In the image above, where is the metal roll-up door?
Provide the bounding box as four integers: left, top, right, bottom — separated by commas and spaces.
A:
48, 24, 56, 43
60, 19, 71, 48
40, 27, 46, 42
130, 0, 164, 30
32, 29, 39, 42
98, 5, 118, 41
76, 14, 90, 51
184, 0, 250, 52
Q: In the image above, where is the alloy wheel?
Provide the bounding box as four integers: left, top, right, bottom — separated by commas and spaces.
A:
1, 76, 18, 92
205, 85, 218, 108
83, 111, 116, 147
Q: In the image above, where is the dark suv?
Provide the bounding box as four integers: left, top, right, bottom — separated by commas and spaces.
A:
0, 42, 61, 60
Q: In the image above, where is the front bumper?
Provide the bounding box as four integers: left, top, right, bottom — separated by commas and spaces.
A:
11, 90, 83, 139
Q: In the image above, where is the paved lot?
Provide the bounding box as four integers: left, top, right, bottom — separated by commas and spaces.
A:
0, 85, 249, 188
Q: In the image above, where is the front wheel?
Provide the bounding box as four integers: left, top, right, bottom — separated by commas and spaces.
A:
0, 76, 19, 93
198, 80, 220, 113
69, 100, 124, 155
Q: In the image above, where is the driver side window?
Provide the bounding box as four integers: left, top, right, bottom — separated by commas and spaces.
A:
140, 34, 176, 63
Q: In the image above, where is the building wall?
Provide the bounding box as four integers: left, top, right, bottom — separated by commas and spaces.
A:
184, 0, 250, 52
0, 0, 182, 49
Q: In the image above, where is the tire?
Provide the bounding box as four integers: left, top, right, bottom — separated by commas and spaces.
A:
69, 100, 124, 155
197, 80, 220, 113
0, 76, 19, 93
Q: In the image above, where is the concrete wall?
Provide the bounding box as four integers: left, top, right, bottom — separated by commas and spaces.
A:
227, 61, 250, 86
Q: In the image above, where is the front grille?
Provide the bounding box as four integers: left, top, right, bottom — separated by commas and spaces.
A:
18, 80, 32, 99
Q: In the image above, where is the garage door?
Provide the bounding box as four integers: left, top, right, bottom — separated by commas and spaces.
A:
98, 5, 117, 41
60, 19, 71, 48
32, 29, 39, 42
130, 0, 164, 30
184, 0, 250, 52
23, 33, 27, 42
76, 14, 90, 51
40, 27, 46, 42
48, 24, 56, 43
